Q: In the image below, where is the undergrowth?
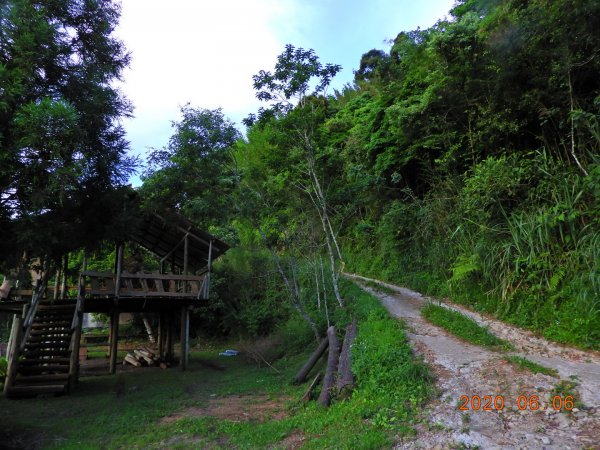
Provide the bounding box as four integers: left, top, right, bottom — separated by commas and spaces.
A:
344, 155, 600, 350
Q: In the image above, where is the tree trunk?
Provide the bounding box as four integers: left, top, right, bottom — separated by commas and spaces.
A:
318, 326, 340, 407
336, 319, 357, 397
294, 336, 328, 384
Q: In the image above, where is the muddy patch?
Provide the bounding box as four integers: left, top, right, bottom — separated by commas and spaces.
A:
160, 394, 289, 424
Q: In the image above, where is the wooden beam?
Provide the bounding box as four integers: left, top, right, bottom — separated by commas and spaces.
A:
82, 271, 204, 281
109, 309, 119, 374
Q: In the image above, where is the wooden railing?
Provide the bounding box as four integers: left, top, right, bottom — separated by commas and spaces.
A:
81, 271, 208, 299
3, 280, 43, 396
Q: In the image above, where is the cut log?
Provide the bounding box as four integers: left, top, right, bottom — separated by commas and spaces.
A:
138, 348, 157, 360
138, 348, 153, 357
302, 372, 322, 403
133, 349, 154, 365
318, 326, 340, 407
124, 354, 141, 367
336, 319, 357, 397
294, 336, 328, 384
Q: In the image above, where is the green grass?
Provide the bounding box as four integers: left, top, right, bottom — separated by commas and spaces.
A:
503, 355, 558, 377
0, 279, 433, 449
421, 303, 513, 351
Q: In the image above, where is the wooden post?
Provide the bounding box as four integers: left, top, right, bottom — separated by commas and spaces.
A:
165, 312, 173, 361
3, 316, 23, 396
69, 253, 87, 390
108, 243, 124, 375
158, 312, 165, 359
60, 253, 68, 299
53, 266, 60, 301
109, 309, 119, 374
179, 306, 189, 371
205, 240, 213, 298
183, 233, 189, 275
114, 243, 124, 299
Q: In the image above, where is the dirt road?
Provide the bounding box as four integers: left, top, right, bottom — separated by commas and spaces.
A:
346, 273, 600, 449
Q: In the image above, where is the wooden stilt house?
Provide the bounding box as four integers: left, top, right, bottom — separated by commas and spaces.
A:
2, 212, 229, 398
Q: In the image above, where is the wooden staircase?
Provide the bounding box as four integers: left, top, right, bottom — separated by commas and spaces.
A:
4, 288, 84, 398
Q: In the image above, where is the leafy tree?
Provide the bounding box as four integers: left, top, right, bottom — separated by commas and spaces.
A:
244, 44, 341, 125
0, 0, 135, 268
246, 45, 347, 313
140, 105, 241, 229
354, 49, 390, 84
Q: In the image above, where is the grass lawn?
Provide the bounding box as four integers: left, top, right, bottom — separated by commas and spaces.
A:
0, 281, 433, 449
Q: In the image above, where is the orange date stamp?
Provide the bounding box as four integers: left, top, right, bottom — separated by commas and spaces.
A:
458, 395, 575, 412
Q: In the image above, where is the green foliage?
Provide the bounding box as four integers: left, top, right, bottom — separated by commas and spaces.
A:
245, 44, 341, 124
130, 0, 600, 352
503, 356, 559, 377
421, 303, 512, 350
0, 0, 135, 266
140, 106, 240, 229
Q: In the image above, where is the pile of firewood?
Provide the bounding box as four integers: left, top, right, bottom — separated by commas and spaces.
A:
123, 347, 167, 368
294, 319, 357, 407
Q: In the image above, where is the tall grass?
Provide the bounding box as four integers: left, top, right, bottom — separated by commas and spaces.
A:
345, 152, 600, 349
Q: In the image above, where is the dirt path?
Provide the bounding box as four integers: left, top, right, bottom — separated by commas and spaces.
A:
346, 273, 600, 449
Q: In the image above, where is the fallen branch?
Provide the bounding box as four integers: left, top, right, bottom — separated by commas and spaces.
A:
294, 336, 328, 384
302, 372, 322, 402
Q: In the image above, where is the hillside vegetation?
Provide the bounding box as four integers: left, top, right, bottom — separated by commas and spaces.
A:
149, 0, 599, 350
2, 0, 598, 351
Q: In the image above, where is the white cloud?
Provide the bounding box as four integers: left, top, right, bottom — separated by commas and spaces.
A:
116, 0, 300, 163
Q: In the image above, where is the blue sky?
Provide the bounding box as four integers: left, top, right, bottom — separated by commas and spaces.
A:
115, 0, 456, 185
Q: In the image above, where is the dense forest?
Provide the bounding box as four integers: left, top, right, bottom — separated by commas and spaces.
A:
2, 0, 599, 350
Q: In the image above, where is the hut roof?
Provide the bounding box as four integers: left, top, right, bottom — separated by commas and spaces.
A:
129, 212, 229, 272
